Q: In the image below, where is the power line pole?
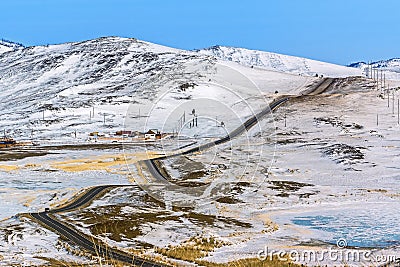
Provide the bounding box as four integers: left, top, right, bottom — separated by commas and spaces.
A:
370, 64, 373, 79
383, 73, 386, 88
284, 113, 287, 127
393, 92, 395, 114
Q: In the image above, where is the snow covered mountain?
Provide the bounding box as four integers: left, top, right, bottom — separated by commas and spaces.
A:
198, 45, 362, 77
0, 39, 23, 54
348, 58, 400, 80
0, 37, 218, 140
0, 37, 368, 141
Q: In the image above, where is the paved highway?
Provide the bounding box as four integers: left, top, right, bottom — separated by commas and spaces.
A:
27, 186, 168, 267
142, 95, 290, 183
142, 78, 336, 183
51, 185, 113, 213
30, 212, 162, 266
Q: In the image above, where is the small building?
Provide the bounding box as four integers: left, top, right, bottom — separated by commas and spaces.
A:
0, 137, 16, 148
145, 130, 156, 140
116, 130, 132, 136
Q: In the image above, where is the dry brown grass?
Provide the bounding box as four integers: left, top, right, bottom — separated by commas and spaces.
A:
156, 235, 302, 267
156, 235, 226, 263
0, 164, 20, 172
49, 151, 162, 173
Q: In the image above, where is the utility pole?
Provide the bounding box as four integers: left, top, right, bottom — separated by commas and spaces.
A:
376, 113, 379, 126
284, 113, 287, 127
384, 73, 386, 89
393, 92, 395, 114
92, 106, 95, 118
103, 114, 106, 125
370, 64, 373, 79
43, 110, 45, 120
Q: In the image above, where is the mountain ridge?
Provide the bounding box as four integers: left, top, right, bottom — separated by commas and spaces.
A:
0, 36, 390, 141
0, 38, 24, 53
347, 58, 400, 80
197, 45, 362, 77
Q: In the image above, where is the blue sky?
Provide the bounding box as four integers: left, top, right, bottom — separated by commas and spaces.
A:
1, 0, 399, 65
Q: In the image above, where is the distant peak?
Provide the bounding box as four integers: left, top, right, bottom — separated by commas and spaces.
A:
0, 38, 24, 48
209, 45, 222, 50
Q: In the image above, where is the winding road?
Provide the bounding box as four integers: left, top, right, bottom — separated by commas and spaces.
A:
25, 78, 335, 266
26, 185, 165, 267
143, 78, 334, 182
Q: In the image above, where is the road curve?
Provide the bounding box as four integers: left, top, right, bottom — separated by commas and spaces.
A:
179, 78, 335, 156
141, 78, 335, 183
30, 212, 162, 266
26, 186, 169, 267
141, 96, 290, 183
51, 185, 113, 213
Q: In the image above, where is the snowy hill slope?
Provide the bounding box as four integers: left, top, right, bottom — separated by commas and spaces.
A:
198, 45, 362, 77
0, 37, 220, 140
0, 37, 368, 141
349, 59, 400, 80
0, 39, 23, 54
